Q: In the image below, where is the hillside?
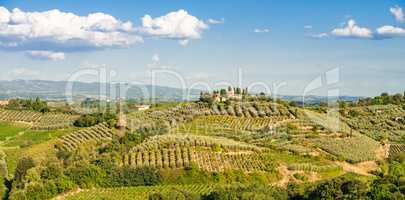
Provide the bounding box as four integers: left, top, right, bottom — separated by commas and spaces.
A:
0, 97, 403, 199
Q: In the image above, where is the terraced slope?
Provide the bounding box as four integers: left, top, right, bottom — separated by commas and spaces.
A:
341, 105, 405, 142
186, 115, 291, 131
0, 109, 42, 123
131, 134, 262, 152
0, 109, 79, 130
32, 113, 79, 130
123, 134, 270, 172
63, 184, 214, 200
389, 144, 405, 158
57, 123, 113, 151
208, 102, 294, 118
312, 133, 380, 163
126, 102, 295, 132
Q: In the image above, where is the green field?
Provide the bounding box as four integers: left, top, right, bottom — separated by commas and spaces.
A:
3, 128, 76, 147
0, 122, 29, 141
0, 125, 77, 176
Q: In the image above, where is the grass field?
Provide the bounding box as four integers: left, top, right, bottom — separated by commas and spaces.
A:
4, 139, 59, 176
0, 121, 29, 141
0, 123, 77, 176
3, 128, 77, 147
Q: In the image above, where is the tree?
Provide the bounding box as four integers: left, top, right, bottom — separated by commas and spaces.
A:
6, 98, 49, 112
220, 89, 227, 97
236, 87, 241, 95
65, 163, 106, 188
340, 180, 367, 199
393, 93, 403, 104
108, 166, 162, 187
14, 157, 36, 189
203, 184, 287, 200
73, 112, 117, 127
199, 92, 214, 106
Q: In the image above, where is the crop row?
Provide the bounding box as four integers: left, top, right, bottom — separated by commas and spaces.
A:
130, 134, 263, 153
389, 144, 405, 158
126, 103, 204, 131
57, 123, 113, 151
0, 109, 42, 122
342, 105, 405, 142
31, 113, 79, 130
312, 134, 380, 163
287, 163, 342, 172
126, 102, 294, 133
208, 103, 292, 118
123, 147, 268, 172
0, 109, 79, 130
65, 184, 214, 200
194, 115, 291, 131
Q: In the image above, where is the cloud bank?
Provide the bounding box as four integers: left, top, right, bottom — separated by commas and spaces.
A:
0, 7, 219, 59
0, 7, 141, 54
254, 28, 271, 33
26, 50, 65, 61
139, 9, 209, 46
207, 18, 225, 24
311, 6, 405, 40
331, 19, 373, 39
376, 25, 405, 38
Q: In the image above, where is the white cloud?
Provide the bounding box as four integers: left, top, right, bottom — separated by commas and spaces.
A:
0, 7, 142, 54
254, 28, 271, 33
139, 9, 208, 44
152, 54, 160, 63
146, 53, 172, 70
179, 39, 189, 46
311, 33, 329, 38
390, 5, 404, 23
26, 50, 65, 61
0, 7, 217, 54
376, 25, 405, 38
207, 18, 225, 24
304, 25, 313, 29
331, 19, 373, 39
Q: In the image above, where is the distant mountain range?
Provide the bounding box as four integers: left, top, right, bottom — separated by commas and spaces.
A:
0, 80, 362, 103
0, 80, 201, 101
280, 95, 361, 105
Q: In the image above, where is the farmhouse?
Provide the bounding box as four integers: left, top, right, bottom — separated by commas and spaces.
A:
226, 87, 242, 100
0, 100, 9, 106
135, 104, 151, 111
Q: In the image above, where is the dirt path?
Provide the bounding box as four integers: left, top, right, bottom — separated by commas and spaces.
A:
335, 161, 377, 176
375, 144, 390, 160
275, 165, 293, 188
52, 188, 84, 200
274, 165, 321, 187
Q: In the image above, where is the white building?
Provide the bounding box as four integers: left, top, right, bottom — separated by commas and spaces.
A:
135, 104, 151, 111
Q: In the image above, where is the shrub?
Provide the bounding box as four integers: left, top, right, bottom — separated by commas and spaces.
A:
65, 163, 106, 188
73, 112, 117, 127
14, 157, 35, 189
202, 184, 288, 200
6, 97, 49, 113
108, 166, 162, 187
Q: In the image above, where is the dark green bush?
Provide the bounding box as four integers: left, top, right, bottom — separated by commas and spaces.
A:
73, 112, 117, 127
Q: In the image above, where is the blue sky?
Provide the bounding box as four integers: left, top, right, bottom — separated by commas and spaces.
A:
0, 0, 404, 96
